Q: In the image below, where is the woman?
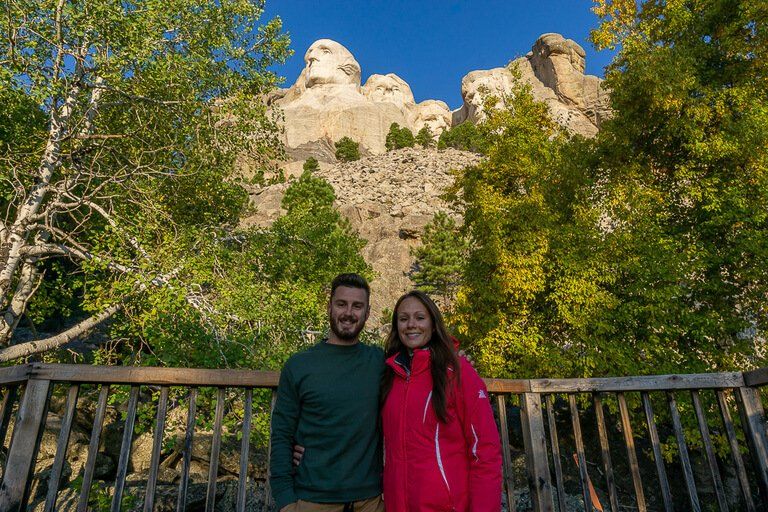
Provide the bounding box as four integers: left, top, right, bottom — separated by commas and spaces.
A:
381, 290, 502, 511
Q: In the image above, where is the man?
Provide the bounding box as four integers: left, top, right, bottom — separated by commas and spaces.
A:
270, 273, 385, 512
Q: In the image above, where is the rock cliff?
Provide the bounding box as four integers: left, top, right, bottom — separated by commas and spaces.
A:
243, 148, 481, 322
453, 33, 611, 136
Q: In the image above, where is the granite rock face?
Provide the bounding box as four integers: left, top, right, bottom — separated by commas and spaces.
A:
255, 35, 611, 315
270, 40, 411, 154
362, 73, 416, 107
243, 147, 481, 322
454, 33, 611, 136
412, 99, 452, 139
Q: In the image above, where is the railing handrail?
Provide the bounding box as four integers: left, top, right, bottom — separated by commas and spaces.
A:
743, 366, 768, 387
26, 363, 281, 387
0, 364, 32, 385
1, 363, 754, 392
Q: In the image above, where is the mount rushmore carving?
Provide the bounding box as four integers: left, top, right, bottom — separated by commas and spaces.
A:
269, 33, 611, 156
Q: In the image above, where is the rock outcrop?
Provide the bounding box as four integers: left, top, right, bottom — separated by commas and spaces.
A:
253, 34, 611, 318
243, 148, 481, 322
272, 34, 610, 158
454, 33, 611, 136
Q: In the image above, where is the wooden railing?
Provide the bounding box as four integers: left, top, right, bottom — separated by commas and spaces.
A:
0, 363, 765, 511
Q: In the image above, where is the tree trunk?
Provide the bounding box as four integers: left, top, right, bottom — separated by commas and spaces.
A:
0, 261, 42, 344
0, 80, 83, 308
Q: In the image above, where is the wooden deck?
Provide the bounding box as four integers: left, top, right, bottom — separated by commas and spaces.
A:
0, 363, 765, 511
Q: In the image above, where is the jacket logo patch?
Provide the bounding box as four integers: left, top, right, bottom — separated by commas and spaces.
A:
478, 390, 487, 399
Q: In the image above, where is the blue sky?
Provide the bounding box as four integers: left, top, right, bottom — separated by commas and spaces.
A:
263, 0, 616, 109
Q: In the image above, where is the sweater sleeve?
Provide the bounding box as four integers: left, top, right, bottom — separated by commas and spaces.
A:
269, 364, 300, 510
458, 358, 503, 512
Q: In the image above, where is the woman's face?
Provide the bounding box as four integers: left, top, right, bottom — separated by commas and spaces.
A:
396, 296, 434, 350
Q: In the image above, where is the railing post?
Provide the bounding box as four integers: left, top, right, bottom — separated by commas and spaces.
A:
520, 392, 554, 512
736, 386, 768, 508
0, 378, 51, 512
496, 394, 516, 512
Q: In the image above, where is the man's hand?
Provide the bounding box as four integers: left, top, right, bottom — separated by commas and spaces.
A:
293, 444, 305, 466
280, 505, 295, 512
458, 349, 475, 368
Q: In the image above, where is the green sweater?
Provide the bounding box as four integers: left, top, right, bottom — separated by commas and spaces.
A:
269, 341, 384, 510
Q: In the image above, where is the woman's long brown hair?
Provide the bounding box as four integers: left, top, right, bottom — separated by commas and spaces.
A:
381, 290, 460, 423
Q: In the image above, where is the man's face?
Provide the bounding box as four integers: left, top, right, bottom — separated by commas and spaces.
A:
328, 286, 370, 343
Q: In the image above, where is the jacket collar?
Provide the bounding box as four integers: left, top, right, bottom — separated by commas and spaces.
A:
386, 347, 431, 378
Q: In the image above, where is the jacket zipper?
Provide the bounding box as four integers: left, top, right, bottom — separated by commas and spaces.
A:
395, 357, 410, 510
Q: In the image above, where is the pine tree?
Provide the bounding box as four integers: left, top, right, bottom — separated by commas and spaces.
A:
437, 122, 487, 153
415, 126, 435, 148
303, 157, 320, 173
334, 137, 361, 162
385, 123, 415, 151
411, 212, 466, 303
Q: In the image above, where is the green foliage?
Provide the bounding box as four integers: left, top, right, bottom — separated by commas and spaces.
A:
453, 0, 768, 380
303, 157, 320, 173
0, 0, 332, 366
0, 84, 45, 153
70, 473, 137, 511
25, 261, 83, 329
452, 77, 566, 379
385, 123, 415, 151
159, 172, 249, 227
410, 212, 467, 302
415, 126, 436, 148
334, 136, 361, 162
437, 122, 488, 153
579, 0, 768, 376
281, 170, 336, 213
111, 172, 372, 370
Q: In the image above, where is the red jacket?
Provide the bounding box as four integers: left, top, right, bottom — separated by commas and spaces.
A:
382, 348, 502, 511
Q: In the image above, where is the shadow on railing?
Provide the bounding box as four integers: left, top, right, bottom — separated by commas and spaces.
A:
0, 363, 765, 511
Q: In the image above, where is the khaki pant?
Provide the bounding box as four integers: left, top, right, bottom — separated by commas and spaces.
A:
282, 495, 385, 512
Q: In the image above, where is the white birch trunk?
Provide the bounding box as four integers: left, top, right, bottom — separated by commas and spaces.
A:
0, 80, 83, 306
0, 261, 42, 343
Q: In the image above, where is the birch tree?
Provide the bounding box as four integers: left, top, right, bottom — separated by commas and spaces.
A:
0, 0, 289, 361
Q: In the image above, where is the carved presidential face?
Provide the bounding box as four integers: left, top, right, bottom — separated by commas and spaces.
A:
461, 68, 515, 121
362, 74, 415, 106
414, 100, 451, 137
304, 39, 361, 88
533, 33, 586, 76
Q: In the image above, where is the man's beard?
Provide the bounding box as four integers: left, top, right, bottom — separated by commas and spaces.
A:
330, 314, 365, 341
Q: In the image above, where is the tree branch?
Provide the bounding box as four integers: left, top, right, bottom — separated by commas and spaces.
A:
0, 303, 122, 363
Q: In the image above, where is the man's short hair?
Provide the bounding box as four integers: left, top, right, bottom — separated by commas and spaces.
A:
331, 273, 370, 301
